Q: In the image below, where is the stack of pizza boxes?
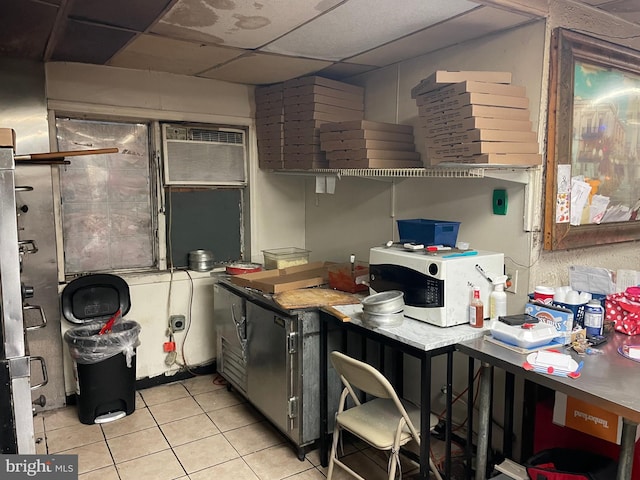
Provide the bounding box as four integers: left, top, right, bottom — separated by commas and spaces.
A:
255, 83, 285, 169
319, 120, 420, 168
282, 76, 365, 169
412, 70, 541, 166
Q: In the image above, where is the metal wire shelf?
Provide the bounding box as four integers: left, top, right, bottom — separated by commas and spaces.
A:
272, 164, 539, 183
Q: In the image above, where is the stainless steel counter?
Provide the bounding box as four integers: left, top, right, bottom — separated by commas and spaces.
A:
457, 332, 640, 480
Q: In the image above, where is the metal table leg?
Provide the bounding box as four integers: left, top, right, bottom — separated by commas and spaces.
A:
475, 362, 493, 480
617, 419, 638, 480
503, 372, 515, 459
319, 314, 329, 467
466, 357, 475, 480
445, 350, 453, 480
420, 354, 432, 479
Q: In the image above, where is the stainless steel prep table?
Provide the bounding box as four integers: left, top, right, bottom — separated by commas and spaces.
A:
457, 333, 640, 480
320, 304, 486, 480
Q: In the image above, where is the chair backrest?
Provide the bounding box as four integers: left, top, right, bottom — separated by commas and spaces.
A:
330, 351, 397, 400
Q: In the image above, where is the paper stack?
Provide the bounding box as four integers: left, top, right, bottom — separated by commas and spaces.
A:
282, 76, 365, 170
256, 83, 285, 169
319, 120, 420, 168
413, 71, 542, 166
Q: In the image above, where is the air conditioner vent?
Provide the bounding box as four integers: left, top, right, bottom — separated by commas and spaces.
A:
191, 129, 243, 144
162, 123, 247, 186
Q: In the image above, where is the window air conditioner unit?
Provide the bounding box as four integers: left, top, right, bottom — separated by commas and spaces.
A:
162, 124, 247, 186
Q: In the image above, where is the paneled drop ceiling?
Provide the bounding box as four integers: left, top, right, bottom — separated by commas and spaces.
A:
1, 0, 639, 85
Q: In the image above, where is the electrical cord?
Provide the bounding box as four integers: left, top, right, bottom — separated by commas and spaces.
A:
178, 268, 197, 375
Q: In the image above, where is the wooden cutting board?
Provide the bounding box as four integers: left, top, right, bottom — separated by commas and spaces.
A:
273, 288, 360, 310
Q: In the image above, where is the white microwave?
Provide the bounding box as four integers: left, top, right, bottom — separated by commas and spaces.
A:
369, 247, 504, 327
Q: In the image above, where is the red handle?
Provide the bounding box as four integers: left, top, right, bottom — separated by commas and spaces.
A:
99, 308, 121, 335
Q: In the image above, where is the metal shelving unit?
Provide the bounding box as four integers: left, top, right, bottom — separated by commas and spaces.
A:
271, 164, 540, 184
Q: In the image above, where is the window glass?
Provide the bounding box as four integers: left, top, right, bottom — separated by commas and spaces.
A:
165, 188, 243, 268
56, 118, 154, 274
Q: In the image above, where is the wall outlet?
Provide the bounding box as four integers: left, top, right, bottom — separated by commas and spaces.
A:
170, 315, 186, 332
505, 268, 518, 294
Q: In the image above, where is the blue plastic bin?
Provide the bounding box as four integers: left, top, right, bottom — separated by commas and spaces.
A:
397, 219, 461, 247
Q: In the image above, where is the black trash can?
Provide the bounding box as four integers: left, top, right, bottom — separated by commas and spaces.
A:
61, 274, 140, 425
64, 320, 141, 424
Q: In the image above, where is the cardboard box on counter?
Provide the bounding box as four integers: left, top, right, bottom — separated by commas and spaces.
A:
229, 261, 333, 293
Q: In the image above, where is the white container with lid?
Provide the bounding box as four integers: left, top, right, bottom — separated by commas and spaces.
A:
262, 247, 310, 270
490, 321, 558, 349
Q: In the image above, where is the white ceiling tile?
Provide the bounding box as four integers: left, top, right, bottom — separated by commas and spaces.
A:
261, 0, 481, 61
347, 6, 538, 67
198, 52, 332, 85
152, 0, 343, 49
109, 34, 244, 75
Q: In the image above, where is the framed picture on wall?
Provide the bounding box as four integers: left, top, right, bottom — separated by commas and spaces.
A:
544, 28, 640, 250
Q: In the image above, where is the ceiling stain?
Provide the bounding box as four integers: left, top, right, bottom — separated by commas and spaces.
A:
151, 22, 225, 44
163, 0, 220, 28
209, 0, 236, 10
254, 2, 264, 10
232, 14, 270, 30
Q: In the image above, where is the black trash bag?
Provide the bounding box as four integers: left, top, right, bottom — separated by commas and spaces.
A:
64, 320, 141, 366
525, 448, 617, 480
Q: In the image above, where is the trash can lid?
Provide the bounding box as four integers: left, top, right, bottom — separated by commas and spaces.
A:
61, 274, 131, 324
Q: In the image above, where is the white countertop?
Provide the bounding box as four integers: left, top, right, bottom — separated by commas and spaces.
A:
332, 304, 487, 352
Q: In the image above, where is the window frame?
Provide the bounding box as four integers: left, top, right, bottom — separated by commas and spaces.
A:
51, 112, 250, 280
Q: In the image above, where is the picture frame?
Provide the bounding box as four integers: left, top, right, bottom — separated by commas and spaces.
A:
544, 28, 640, 250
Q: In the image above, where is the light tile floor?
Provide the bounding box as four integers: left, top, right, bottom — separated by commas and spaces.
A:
36, 373, 441, 479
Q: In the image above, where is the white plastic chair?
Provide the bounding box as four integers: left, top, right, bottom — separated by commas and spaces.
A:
328, 351, 444, 480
